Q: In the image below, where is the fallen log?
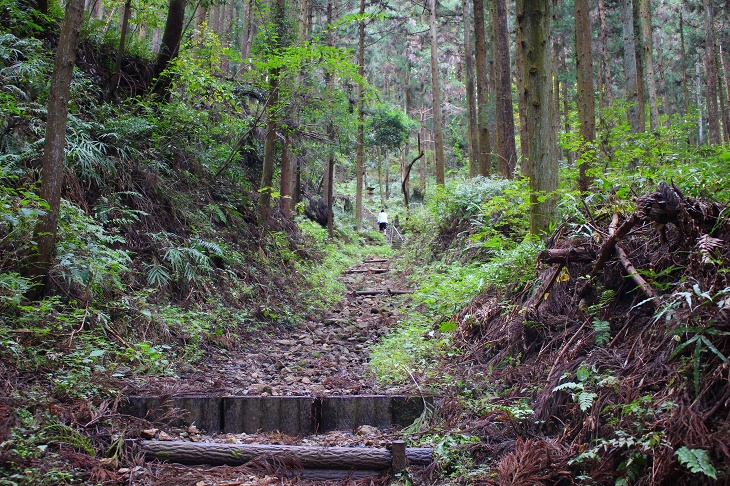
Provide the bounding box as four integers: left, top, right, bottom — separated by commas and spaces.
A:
363, 258, 389, 263
345, 268, 388, 274
615, 243, 658, 304
353, 289, 414, 296
136, 440, 433, 469
538, 247, 595, 265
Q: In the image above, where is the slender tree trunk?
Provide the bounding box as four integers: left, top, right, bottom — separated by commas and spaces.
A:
463, 0, 479, 178
280, 134, 293, 216
240, 0, 255, 61
621, 0, 642, 133
720, 46, 730, 143
429, 0, 445, 185
697, 60, 704, 144
679, 10, 689, 116
153, 0, 186, 95
597, 0, 611, 108
575, 0, 595, 192
355, 0, 365, 229
25, 0, 85, 293
703, 0, 720, 145
259, 0, 285, 219
515, 11, 528, 177
638, 0, 659, 129
473, 0, 491, 176
111, 0, 132, 97
325, 0, 336, 236
517, 0, 557, 235
493, 0, 517, 177
632, 0, 646, 131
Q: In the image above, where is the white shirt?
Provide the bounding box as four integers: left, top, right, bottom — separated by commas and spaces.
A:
377, 212, 388, 224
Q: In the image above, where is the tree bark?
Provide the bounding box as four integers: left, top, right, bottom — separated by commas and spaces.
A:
137, 441, 433, 468
473, 0, 491, 176
463, 0, 479, 178
325, 0, 336, 237
111, 0, 132, 97
679, 11, 689, 118
621, 0, 642, 134
493, 0, 517, 177
703, 0, 721, 145
518, 0, 557, 235
25, 0, 86, 294
280, 134, 293, 216
575, 0, 595, 192
597, 0, 612, 108
637, 0, 659, 130
355, 0, 365, 230
429, 0, 445, 185
153, 0, 186, 95
720, 46, 730, 143
259, 0, 286, 219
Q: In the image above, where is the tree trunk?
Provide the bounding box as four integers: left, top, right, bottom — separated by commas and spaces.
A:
632, 0, 645, 132
473, 0, 491, 177
240, 0, 255, 61
463, 0, 479, 178
355, 0, 365, 230
575, 0, 595, 192
720, 46, 730, 143
153, 0, 186, 95
703, 0, 721, 145
517, 0, 557, 235
597, 0, 612, 108
621, 0, 642, 133
111, 0, 132, 97
677, 11, 688, 114
325, 0, 336, 237
493, 0, 517, 177
637, 0, 659, 130
259, 0, 285, 219
25, 0, 86, 294
138, 441, 433, 468
429, 0, 445, 185
280, 134, 293, 216
515, 11, 528, 178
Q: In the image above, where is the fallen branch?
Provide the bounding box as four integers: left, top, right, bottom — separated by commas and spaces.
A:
345, 269, 388, 274
538, 247, 595, 265
353, 289, 414, 296
615, 243, 658, 304
135, 440, 433, 469
525, 263, 565, 312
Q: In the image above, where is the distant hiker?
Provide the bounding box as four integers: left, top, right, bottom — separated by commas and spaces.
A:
378, 209, 388, 233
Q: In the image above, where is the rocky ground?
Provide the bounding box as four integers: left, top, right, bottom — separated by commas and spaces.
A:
122, 257, 423, 485
126, 257, 413, 398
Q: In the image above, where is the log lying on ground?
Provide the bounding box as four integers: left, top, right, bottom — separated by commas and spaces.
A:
136, 440, 433, 469
345, 268, 388, 274
353, 289, 414, 296
363, 258, 389, 263
538, 247, 595, 264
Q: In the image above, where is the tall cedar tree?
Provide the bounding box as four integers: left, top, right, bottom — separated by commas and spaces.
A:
25, 0, 85, 294
638, 0, 659, 130
472, 0, 491, 176
429, 0, 445, 185
355, 0, 365, 229
493, 0, 517, 177
575, 0, 595, 192
703, 0, 721, 145
517, 0, 557, 235
153, 0, 186, 96
463, 0, 479, 177
621, 0, 643, 133
259, 0, 286, 219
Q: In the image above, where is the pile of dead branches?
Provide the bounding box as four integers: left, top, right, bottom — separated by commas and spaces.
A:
449, 182, 729, 484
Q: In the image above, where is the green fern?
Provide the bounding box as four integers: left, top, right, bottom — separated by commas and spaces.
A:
43, 423, 95, 457
593, 318, 611, 347
675, 447, 717, 479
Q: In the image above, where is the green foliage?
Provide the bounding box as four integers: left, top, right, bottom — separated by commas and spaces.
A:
675, 446, 718, 479
43, 422, 96, 456
367, 104, 417, 152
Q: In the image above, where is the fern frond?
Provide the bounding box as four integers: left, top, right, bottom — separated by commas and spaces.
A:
43, 423, 96, 456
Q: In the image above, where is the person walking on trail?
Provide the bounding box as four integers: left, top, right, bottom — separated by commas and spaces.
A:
378, 209, 388, 234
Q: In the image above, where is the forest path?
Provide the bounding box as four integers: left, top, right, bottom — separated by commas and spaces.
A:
127, 256, 412, 397
125, 256, 421, 485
